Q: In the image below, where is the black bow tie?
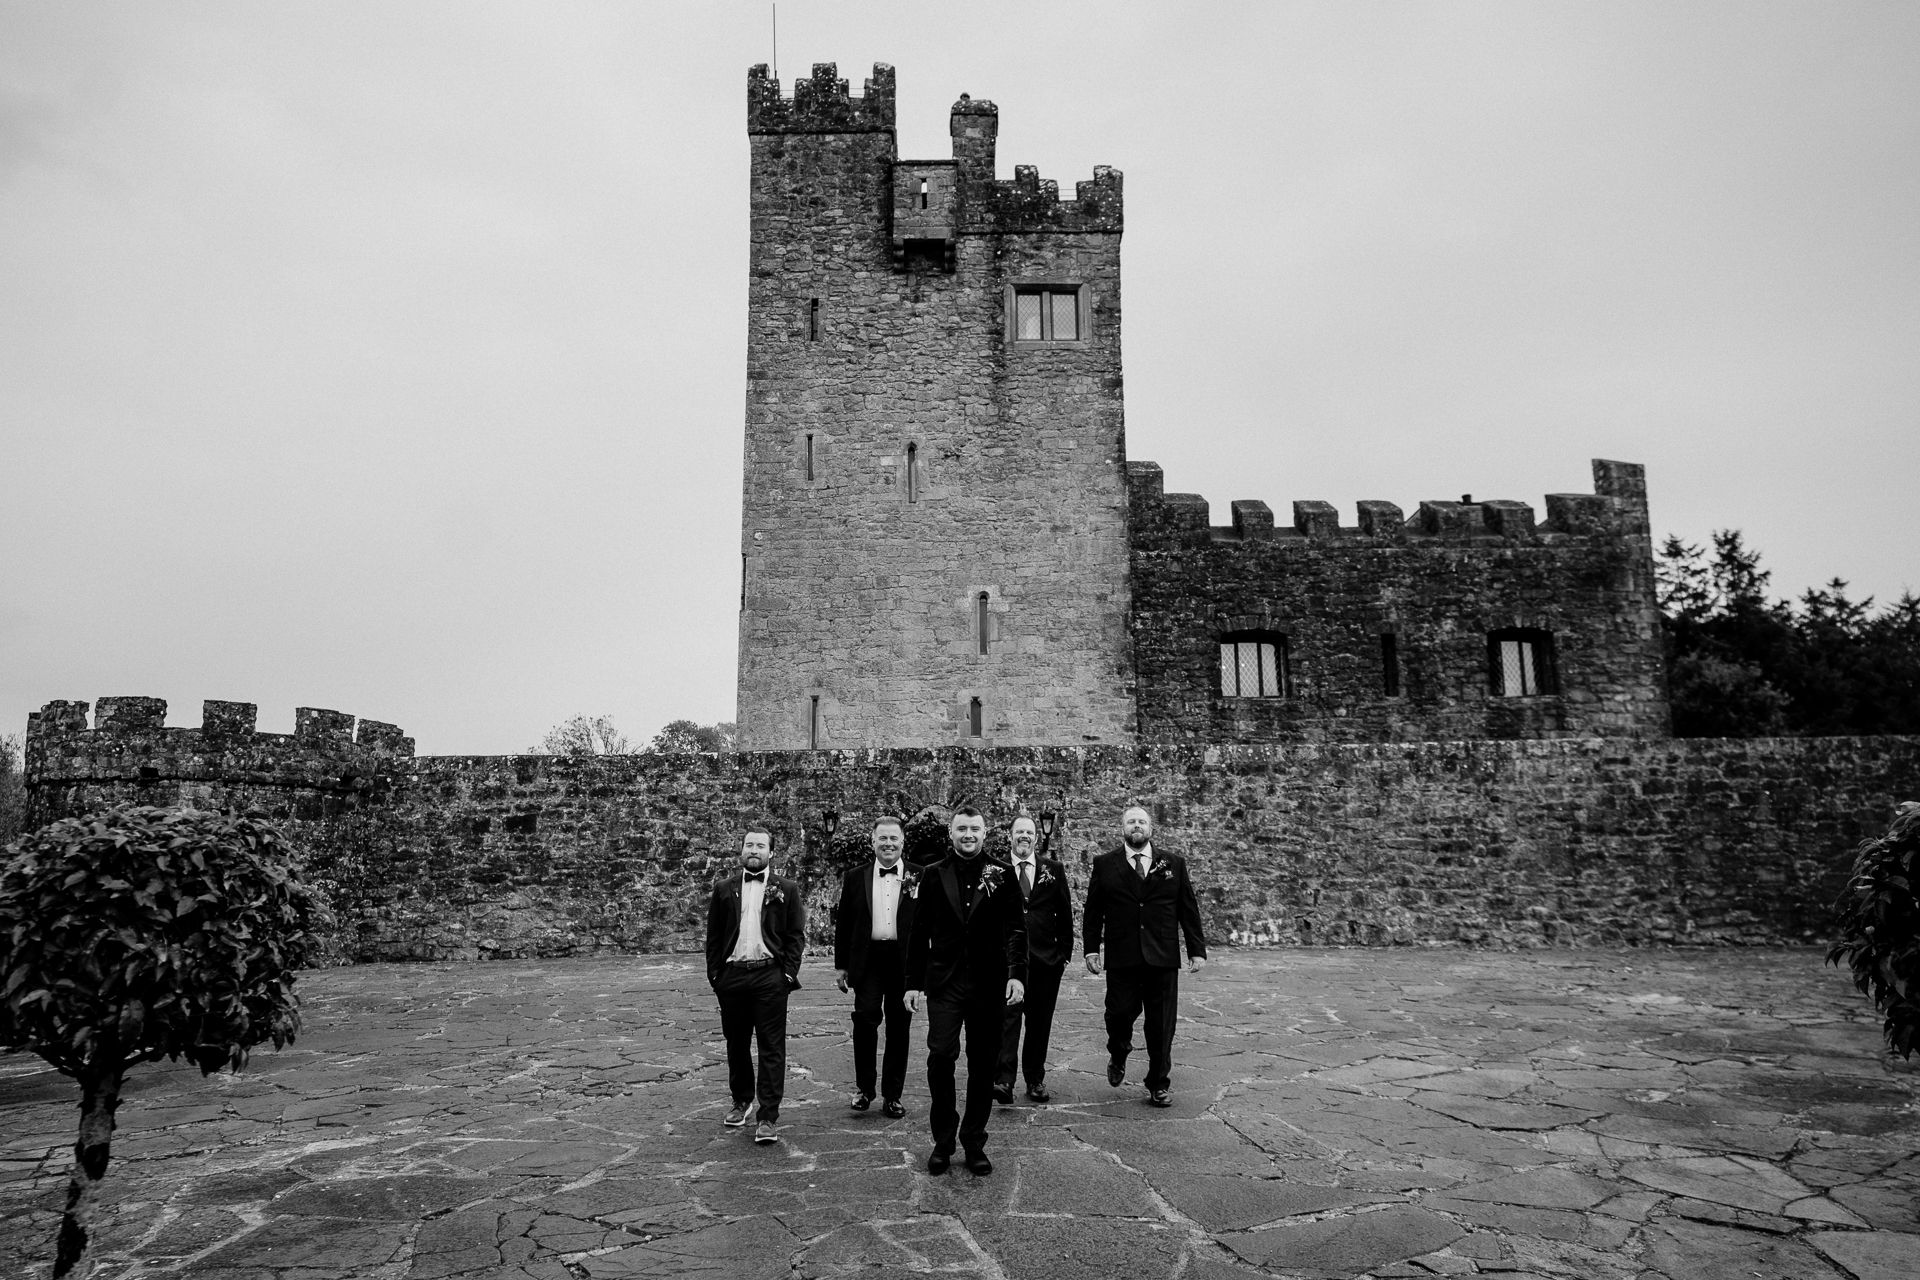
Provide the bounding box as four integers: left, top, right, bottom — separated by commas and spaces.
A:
743, 870, 767, 883
877, 865, 900, 877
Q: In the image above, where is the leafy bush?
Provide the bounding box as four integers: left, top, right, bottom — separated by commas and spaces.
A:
1827, 802, 1920, 1059
0, 804, 330, 1276
0, 733, 25, 846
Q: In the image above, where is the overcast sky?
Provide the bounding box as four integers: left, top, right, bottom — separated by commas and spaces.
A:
3, 2, 1915, 755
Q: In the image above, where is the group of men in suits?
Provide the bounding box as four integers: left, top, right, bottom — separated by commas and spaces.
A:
704, 804, 1207, 1174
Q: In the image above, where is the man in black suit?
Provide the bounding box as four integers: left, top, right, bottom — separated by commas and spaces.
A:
994, 815, 1074, 1103
904, 806, 1027, 1175
1083, 805, 1206, 1107
833, 814, 920, 1118
705, 824, 806, 1145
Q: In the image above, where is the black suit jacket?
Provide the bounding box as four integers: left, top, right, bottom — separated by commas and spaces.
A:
833, 859, 923, 979
1011, 856, 1076, 969
1083, 845, 1206, 970
904, 855, 1028, 997
705, 871, 806, 987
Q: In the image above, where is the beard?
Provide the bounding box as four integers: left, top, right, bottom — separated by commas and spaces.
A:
1122, 829, 1150, 850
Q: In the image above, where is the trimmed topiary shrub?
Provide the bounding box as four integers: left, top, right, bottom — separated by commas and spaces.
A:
1827, 801, 1920, 1059
0, 804, 329, 1276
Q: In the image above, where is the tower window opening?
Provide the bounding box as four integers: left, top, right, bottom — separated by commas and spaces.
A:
906, 443, 918, 502
976, 592, 991, 655
808, 297, 819, 341
1489, 629, 1558, 697
1218, 632, 1290, 699
968, 697, 983, 738
805, 433, 814, 481
809, 695, 821, 749
919, 177, 929, 209
1381, 633, 1400, 697
1012, 286, 1081, 342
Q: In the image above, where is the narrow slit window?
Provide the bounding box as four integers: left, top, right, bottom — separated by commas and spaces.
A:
1218, 633, 1289, 698
919, 177, 929, 209
809, 695, 821, 749
804, 433, 814, 481
1012, 286, 1082, 342
976, 592, 990, 655
906, 443, 918, 502
1381, 633, 1400, 697
808, 298, 819, 341
968, 697, 983, 737
1488, 629, 1558, 697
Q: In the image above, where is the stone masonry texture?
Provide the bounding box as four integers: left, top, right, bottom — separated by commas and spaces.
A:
21, 699, 1920, 965
1128, 459, 1672, 743
737, 63, 1136, 750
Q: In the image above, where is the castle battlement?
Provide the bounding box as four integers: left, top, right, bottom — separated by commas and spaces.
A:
1127, 459, 1650, 548
747, 62, 896, 134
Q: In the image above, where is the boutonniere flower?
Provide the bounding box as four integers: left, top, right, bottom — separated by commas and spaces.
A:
1149, 861, 1173, 881
766, 883, 787, 905
979, 865, 1006, 892
1036, 865, 1058, 887
902, 869, 922, 899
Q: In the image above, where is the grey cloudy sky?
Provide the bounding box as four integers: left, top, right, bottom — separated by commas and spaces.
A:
3, 2, 1915, 755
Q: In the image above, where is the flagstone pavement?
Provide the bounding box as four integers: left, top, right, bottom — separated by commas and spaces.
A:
2, 949, 1916, 1279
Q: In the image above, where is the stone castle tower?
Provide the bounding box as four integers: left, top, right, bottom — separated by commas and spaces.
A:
736, 64, 1136, 750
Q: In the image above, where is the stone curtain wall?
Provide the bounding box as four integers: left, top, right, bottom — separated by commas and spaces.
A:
736, 63, 1136, 751
1128, 458, 1671, 744
24, 699, 1917, 963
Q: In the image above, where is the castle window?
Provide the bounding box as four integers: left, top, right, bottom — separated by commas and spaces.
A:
809, 298, 819, 341
809, 695, 821, 749
1219, 633, 1290, 699
1381, 633, 1400, 697
1011, 285, 1083, 342
1489, 629, 1557, 697
906, 443, 919, 502
968, 697, 984, 737
805, 433, 814, 481
919, 177, 929, 209
976, 592, 991, 655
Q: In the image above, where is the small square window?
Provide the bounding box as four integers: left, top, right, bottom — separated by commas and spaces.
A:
1488, 629, 1558, 697
1219, 633, 1290, 698
1011, 286, 1083, 343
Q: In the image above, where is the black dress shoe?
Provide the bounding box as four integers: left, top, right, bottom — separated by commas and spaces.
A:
883, 1099, 906, 1119
964, 1150, 993, 1175
991, 1083, 1014, 1104
1148, 1088, 1173, 1107
926, 1149, 952, 1174
851, 1092, 873, 1111
1025, 1082, 1051, 1102
1107, 1059, 1126, 1087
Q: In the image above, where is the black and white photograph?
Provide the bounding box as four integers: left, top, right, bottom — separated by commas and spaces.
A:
1, 3, 1917, 1277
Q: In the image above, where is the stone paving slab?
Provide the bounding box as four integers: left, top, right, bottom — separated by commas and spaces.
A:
1, 949, 1916, 1278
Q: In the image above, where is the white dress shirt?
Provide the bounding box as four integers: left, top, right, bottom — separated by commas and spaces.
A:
729, 870, 771, 961
870, 859, 903, 940
1014, 854, 1037, 895
1130, 842, 1154, 879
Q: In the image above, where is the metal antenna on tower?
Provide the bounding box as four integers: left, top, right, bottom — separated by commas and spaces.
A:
771, 3, 778, 82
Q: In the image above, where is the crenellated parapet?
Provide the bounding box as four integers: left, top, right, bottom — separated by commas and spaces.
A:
1127, 459, 1650, 550
23, 696, 414, 829
748, 62, 895, 134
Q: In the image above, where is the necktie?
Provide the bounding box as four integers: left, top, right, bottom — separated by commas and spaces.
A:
1134, 855, 1148, 878
743, 870, 767, 883
877, 865, 899, 877
1019, 861, 1032, 894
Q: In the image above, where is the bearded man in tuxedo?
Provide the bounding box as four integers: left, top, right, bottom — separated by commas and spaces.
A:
833, 815, 921, 1118
993, 815, 1074, 1103
704, 824, 806, 1144
904, 807, 1027, 1175
1083, 805, 1206, 1107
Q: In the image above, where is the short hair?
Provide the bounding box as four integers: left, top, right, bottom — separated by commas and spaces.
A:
951, 805, 984, 821
742, 822, 775, 843
872, 815, 905, 833
1009, 814, 1037, 828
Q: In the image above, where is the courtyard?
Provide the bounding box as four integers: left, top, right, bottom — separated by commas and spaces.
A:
0, 949, 1915, 1279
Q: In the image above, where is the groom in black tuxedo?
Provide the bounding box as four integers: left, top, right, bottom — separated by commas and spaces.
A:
704, 824, 806, 1144
833, 815, 921, 1117
905, 806, 1027, 1175
1083, 805, 1206, 1107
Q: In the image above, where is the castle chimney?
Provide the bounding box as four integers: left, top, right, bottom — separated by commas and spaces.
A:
951, 94, 998, 196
